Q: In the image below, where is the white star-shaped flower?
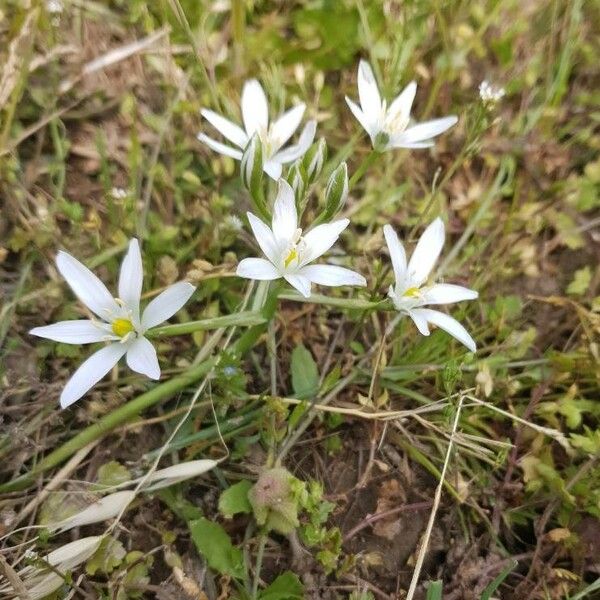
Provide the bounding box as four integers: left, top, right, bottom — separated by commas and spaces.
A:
383, 219, 478, 351
198, 79, 316, 180
346, 60, 458, 151
236, 179, 366, 298
30, 240, 196, 408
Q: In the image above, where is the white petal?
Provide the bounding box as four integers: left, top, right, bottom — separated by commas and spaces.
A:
300, 264, 366, 287
263, 160, 283, 180
200, 108, 248, 148
345, 96, 377, 138
284, 273, 312, 298
118, 238, 143, 320
271, 120, 316, 164
393, 139, 435, 149
141, 281, 196, 330
241, 79, 269, 135
126, 336, 160, 379
272, 179, 298, 242
141, 459, 219, 491
383, 224, 407, 288
247, 212, 279, 263
387, 81, 417, 125
237, 257, 280, 280
30, 320, 115, 344
407, 309, 431, 336
197, 133, 243, 160
422, 283, 478, 305
302, 218, 349, 263
60, 344, 127, 408
269, 104, 305, 153
56, 251, 119, 319
358, 60, 382, 120
413, 308, 476, 352
52, 491, 135, 533
44, 536, 104, 569
392, 116, 457, 145
407, 217, 445, 287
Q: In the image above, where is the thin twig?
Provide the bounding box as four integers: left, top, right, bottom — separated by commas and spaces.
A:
342, 501, 433, 543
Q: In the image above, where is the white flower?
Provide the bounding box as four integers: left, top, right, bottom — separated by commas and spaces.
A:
46, 0, 63, 13
479, 80, 505, 106
110, 186, 128, 199
345, 60, 458, 151
236, 179, 366, 298
198, 79, 316, 180
30, 240, 196, 408
383, 219, 478, 351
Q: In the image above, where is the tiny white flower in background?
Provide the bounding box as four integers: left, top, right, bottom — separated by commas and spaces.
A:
46, 0, 63, 14
198, 79, 316, 180
110, 186, 128, 199
225, 215, 244, 231
346, 60, 458, 151
237, 179, 366, 298
383, 219, 478, 351
479, 80, 506, 106
30, 239, 196, 408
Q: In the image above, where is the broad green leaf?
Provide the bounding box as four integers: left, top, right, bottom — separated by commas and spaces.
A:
96, 461, 132, 488
189, 518, 244, 579
291, 344, 319, 399
259, 571, 304, 600
566, 266, 592, 296
219, 480, 253, 519
86, 536, 126, 575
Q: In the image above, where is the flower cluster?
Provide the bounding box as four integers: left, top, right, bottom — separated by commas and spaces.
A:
479, 80, 506, 107
32, 61, 478, 407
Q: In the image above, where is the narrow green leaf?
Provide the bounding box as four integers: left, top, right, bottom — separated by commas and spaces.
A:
480, 560, 517, 600
147, 311, 266, 337
425, 580, 443, 600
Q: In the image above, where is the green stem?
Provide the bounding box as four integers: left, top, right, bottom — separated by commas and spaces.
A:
233, 283, 281, 357
231, 0, 245, 75
252, 532, 267, 599
349, 149, 380, 188
147, 311, 266, 338
278, 290, 386, 311
0, 358, 215, 493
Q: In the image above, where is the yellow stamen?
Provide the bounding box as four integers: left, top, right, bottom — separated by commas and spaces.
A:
112, 318, 134, 337
403, 287, 420, 298
284, 248, 298, 268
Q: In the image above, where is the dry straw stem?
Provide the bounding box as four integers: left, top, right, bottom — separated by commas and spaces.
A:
0, 554, 29, 600
58, 27, 170, 94
0, 8, 39, 109
268, 395, 449, 421
406, 394, 465, 600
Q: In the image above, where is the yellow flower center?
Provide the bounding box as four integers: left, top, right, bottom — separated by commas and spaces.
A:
403, 287, 421, 298
284, 247, 298, 268
112, 318, 134, 337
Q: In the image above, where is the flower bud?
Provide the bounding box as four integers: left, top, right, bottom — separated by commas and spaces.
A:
286, 160, 307, 207
240, 134, 263, 196
302, 138, 327, 184
248, 467, 299, 535
323, 162, 348, 219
